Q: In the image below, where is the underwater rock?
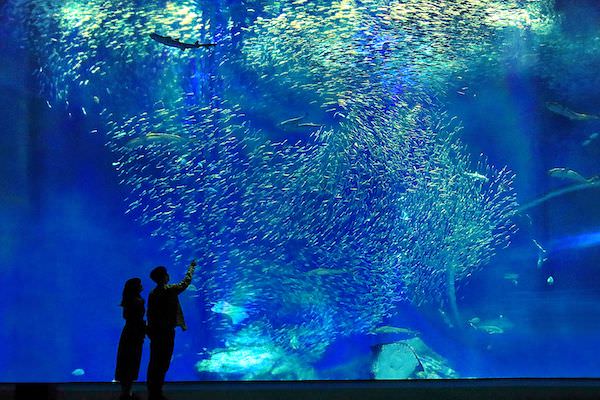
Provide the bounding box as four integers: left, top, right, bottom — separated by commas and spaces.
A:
372, 338, 457, 379
196, 324, 317, 380
195, 346, 280, 378
195, 345, 316, 380
372, 342, 422, 379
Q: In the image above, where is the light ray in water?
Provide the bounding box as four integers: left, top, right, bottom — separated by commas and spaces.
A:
549, 231, 600, 252
516, 181, 600, 213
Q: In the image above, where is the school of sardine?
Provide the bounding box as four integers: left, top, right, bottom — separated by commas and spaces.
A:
3, 0, 559, 368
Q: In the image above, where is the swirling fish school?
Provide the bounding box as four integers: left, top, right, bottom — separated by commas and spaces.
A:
2, 0, 542, 374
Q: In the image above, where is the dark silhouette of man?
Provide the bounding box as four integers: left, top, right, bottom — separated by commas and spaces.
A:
146, 260, 196, 400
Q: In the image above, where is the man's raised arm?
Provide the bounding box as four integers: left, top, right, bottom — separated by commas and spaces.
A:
168, 259, 197, 294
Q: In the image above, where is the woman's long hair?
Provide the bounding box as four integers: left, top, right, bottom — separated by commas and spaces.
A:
120, 277, 142, 308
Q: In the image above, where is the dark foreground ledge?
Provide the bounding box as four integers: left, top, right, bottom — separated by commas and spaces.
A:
2, 379, 600, 400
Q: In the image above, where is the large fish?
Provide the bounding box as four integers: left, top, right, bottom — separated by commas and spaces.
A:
211, 301, 249, 325
125, 132, 185, 149
545, 102, 600, 121
547, 167, 589, 183
149, 33, 216, 51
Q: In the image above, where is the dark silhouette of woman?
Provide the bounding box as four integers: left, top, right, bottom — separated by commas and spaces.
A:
115, 278, 146, 400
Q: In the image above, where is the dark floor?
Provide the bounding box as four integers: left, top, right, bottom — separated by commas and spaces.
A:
2, 379, 600, 400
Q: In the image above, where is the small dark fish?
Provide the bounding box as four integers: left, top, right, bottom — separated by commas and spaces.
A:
149, 33, 216, 51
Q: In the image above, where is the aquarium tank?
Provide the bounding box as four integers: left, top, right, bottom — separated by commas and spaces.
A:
1, 0, 599, 382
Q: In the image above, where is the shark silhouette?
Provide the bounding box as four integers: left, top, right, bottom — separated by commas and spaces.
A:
149, 33, 216, 51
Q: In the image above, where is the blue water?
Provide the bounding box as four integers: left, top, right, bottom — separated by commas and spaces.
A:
1, 0, 600, 382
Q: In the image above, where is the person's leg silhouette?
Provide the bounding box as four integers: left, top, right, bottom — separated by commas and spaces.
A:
147, 329, 175, 400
